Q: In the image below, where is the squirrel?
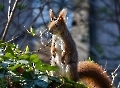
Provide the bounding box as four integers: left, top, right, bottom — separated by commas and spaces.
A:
48, 8, 113, 88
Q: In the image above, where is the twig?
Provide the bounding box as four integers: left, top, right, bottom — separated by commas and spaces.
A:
8, 0, 11, 19
7, 35, 19, 43
111, 64, 120, 84
117, 82, 120, 88
1, 0, 19, 40
29, 0, 48, 26
113, 64, 120, 75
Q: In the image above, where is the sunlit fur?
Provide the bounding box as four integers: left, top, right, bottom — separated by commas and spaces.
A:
49, 8, 113, 88
78, 61, 113, 88
49, 9, 78, 81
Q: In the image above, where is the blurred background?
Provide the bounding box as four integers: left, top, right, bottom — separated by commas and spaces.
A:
0, 0, 120, 87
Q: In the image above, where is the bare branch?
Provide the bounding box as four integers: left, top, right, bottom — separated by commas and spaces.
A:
1, 0, 19, 40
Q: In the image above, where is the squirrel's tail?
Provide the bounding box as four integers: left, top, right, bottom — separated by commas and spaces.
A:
77, 61, 113, 88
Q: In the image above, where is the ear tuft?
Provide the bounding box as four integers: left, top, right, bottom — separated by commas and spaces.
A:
49, 9, 55, 21
58, 8, 67, 21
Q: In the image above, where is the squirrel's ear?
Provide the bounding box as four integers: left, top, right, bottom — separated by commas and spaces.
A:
49, 9, 55, 21
58, 8, 67, 21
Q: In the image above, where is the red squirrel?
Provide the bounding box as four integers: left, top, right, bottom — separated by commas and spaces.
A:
48, 8, 113, 88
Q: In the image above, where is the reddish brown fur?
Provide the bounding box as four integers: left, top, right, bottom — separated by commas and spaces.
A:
78, 61, 113, 88
49, 9, 113, 88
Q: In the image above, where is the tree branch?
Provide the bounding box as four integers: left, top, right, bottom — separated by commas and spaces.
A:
1, 0, 19, 40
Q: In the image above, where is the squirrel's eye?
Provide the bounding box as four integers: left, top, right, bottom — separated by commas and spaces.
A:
54, 17, 57, 20
50, 18, 54, 22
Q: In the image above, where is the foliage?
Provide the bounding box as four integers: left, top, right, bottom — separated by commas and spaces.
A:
0, 0, 87, 87
0, 41, 87, 88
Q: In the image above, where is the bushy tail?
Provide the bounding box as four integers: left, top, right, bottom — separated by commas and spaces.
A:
77, 61, 113, 88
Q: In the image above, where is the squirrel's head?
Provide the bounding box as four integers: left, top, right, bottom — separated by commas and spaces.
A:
48, 9, 67, 35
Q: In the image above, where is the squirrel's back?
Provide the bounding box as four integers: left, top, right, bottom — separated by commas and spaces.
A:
78, 61, 113, 88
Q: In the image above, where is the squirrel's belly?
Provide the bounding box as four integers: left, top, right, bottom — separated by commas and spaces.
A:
54, 54, 70, 78
54, 38, 64, 65
53, 37, 67, 77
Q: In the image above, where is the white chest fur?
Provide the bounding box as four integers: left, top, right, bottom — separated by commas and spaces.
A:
51, 35, 69, 77
53, 35, 64, 65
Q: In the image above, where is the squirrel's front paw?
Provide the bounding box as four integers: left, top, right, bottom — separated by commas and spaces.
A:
52, 53, 56, 58
51, 50, 56, 58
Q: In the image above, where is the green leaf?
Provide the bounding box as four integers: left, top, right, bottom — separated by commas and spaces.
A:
30, 27, 35, 36
19, 54, 29, 60
5, 46, 14, 55
8, 64, 22, 71
36, 62, 58, 72
25, 45, 29, 53
0, 41, 6, 47
44, 65, 58, 71
87, 57, 94, 62
5, 52, 14, 58
7, 42, 15, 47
0, 40, 4, 43
29, 54, 39, 63
11, 76, 21, 82
22, 71, 36, 80
0, 55, 9, 61
34, 78, 48, 88
35, 61, 43, 70
17, 60, 29, 64
62, 77, 87, 88
63, 77, 76, 84
1, 62, 8, 68
0, 68, 5, 78
49, 76, 60, 83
